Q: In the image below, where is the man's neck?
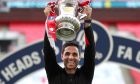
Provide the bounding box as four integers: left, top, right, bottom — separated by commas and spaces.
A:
65, 68, 77, 74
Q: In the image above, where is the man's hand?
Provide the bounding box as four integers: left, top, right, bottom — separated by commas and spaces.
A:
44, 6, 52, 16
79, 5, 92, 21
79, 5, 92, 28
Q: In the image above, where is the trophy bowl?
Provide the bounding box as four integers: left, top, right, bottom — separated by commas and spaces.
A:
53, 0, 81, 41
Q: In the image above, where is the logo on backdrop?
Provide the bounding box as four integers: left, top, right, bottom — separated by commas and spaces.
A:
0, 20, 140, 84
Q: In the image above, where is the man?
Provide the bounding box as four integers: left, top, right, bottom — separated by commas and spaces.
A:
43, 4, 95, 84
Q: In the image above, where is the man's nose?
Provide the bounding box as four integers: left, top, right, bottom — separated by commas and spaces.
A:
69, 54, 74, 59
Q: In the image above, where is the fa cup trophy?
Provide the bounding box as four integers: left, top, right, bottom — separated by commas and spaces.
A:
46, 0, 90, 41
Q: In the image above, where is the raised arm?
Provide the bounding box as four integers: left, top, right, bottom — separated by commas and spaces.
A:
43, 6, 61, 80
80, 5, 95, 79
82, 22, 95, 76
43, 31, 59, 72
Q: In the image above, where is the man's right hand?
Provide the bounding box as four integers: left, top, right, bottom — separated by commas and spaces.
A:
44, 6, 52, 16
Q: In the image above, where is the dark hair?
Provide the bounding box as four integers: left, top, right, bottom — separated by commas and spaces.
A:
61, 41, 80, 54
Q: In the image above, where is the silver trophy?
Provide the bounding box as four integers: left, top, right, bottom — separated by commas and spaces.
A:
55, 0, 81, 41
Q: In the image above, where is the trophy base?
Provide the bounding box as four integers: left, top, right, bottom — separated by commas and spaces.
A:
55, 15, 80, 41
56, 22, 76, 41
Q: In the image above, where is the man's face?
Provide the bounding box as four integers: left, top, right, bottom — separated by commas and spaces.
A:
61, 46, 80, 70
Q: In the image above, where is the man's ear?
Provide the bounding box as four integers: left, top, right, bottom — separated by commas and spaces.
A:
61, 53, 64, 60
78, 54, 81, 61
78, 57, 81, 61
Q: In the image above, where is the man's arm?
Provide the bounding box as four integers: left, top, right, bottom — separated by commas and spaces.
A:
43, 6, 61, 79
43, 31, 60, 76
80, 5, 95, 79
82, 22, 95, 76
